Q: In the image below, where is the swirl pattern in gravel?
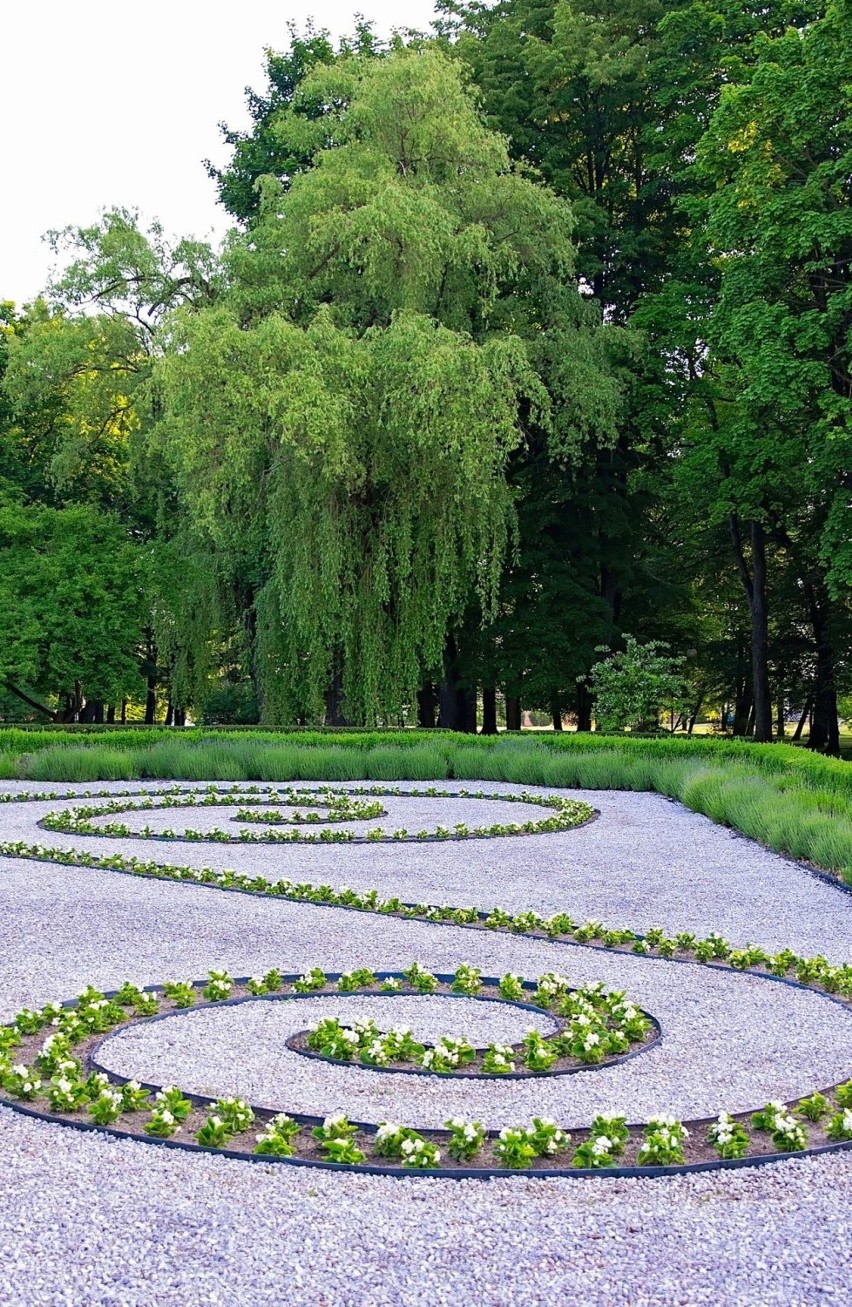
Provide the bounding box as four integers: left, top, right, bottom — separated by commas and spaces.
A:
0, 779, 850, 1306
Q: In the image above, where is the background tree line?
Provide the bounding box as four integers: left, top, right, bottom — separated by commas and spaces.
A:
1, 0, 849, 746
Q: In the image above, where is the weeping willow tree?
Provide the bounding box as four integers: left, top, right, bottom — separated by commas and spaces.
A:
157, 46, 587, 722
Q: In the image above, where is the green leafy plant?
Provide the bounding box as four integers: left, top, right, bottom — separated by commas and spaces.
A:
444, 1118, 486, 1161
706, 1112, 750, 1160
88, 1088, 124, 1125
826, 1109, 852, 1143
636, 1117, 689, 1165
587, 636, 689, 734
202, 970, 233, 1001
196, 1115, 233, 1148
254, 1114, 302, 1156
163, 981, 196, 1008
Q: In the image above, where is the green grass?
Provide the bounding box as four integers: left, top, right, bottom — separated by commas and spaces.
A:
1, 727, 850, 883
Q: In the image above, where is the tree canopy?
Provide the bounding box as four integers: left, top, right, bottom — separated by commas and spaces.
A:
1, 7, 849, 745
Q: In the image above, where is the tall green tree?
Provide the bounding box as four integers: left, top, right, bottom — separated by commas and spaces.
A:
691, 0, 851, 749
0, 503, 147, 719
0, 212, 221, 721
158, 47, 621, 724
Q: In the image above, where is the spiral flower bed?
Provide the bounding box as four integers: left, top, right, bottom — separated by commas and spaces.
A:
33, 784, 596, 844
1, 783, 851, 1178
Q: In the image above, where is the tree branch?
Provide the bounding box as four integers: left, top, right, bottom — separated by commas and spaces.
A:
3, 681, 58, 720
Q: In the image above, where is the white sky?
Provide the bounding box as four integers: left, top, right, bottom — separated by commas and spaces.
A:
2, 0, 439, 307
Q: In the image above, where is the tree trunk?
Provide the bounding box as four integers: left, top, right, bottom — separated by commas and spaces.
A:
438, 636, 476, 731
729, 515, 772, 742
687, 691, 704, 735
505, 695, 522, 732
120, 700, 127, 725
807, 593, 840, 754
792, 700, 811, 742
550, 699, 563, 731
416, 684, 437, 729
165, 702, 174, 727
60, 682, 84, 722
79, 700, 104, 723
481, 686, 498, 736
732, 688, 753, 737
575, 682, 592, 733
776, 697, 785, 740
143, 638, 158, 725
324, 652, 353, 727
106, 705, 115, 724
145, 678, 157, 725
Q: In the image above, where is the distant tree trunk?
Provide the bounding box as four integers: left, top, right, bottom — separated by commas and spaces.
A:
687, 691, 704, 735
120, 700, 127, 725
145, 678, 157, 725
746, 703, 756, 737
143, 637, 158, 725
729, 515, 772, 742
174, 707, 186, 726
438, 636, 476, 731
165, 702, 174, 726
776, 697, 785, 740
550, 699, 563, 731
241, 599, 263, 722
732, 688, 753, 737
575, 682, 592, 733
806, 592, 840, 754
106, 705, 115, 724
79, 700, 104, 723
324, 655, 351, 726
481, 686, 498, 735
792, 699, 811, 742
417, 684, 437, 728
505, 694, 522, 732
59, 682, 84, 722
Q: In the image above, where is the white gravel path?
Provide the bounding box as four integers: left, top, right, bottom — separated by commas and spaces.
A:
3, 779, 849, 957
0, 780, 850, 1305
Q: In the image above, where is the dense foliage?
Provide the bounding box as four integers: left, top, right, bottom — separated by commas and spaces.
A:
1, 3, 849, 743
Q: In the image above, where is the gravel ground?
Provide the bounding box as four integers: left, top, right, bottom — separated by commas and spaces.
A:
2, 779, 848, 957
0, 781, 850, 1306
